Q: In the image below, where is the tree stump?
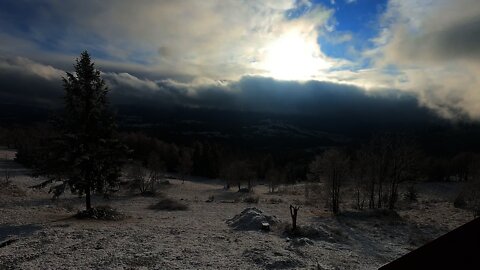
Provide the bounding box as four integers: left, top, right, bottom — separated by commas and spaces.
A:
261, 222, 270, 231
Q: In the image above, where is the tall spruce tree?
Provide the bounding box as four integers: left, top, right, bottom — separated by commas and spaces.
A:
40, 51, 126, 210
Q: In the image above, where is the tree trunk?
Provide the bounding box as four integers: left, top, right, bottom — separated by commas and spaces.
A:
388, 181, 398, 210
290, 205, 299, 232
371, 183, 375, 208
377, 180, 383, 208
85, 185, 92, 210
356, 189, 360, 210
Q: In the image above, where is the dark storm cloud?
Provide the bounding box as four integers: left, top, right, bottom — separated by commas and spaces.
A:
104, 72, 439, 126
0, 56, 439, 126
435, 17, 480, 60
0, 57, 63, 107
390, 16, 480, 62
170, 77, 436, 125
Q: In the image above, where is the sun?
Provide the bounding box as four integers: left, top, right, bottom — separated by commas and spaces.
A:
261, 32, 330, 81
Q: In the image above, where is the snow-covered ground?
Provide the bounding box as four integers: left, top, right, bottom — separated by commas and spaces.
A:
0, 149, 473, 269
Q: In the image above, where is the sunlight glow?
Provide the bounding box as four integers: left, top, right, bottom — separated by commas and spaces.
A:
261, 32, 330, 80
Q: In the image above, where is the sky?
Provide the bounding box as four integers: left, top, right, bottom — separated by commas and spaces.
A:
1, 0, 480, 121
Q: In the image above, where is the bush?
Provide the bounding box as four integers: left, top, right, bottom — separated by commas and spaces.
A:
74, 205, 125, 221
243, 195, 259, 204
404, 185, 418, 202
280, 223, 347, 243
206, 195, 214, 202
268, 197, 283, 204
149, 198, 188, 211
454, 193, 467, 208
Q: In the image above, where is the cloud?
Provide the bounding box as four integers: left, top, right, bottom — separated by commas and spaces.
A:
0, 57, 63, 106
0, 56, 64, 81
0, 55, 439, 131
365, 0, 480, 119
1, 0, 479, 122
103, 72, 160, 92
0, 0, 338, 80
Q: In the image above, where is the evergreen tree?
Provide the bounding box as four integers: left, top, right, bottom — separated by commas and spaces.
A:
39, 51, 126, 210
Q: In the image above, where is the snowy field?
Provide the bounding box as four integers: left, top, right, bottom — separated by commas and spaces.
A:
0, 149, 472, 269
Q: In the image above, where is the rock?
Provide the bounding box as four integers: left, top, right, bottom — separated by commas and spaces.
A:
227, 207, 279, 231
291, 237, 314, 246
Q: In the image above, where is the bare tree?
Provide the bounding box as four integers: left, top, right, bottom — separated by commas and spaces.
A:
386, 135, 420, 209
266, 167, 285, 193
457, 155, 480, 217
147, 152, 165, 191
309, 149, 349, 214
359, 135, 392, 209
3, 168, 12, 185
221, 160, 255, 192
177, 148, 193, 184
352, 147, 369, 210
357, 134, 420, 210
127, 163, 150, 195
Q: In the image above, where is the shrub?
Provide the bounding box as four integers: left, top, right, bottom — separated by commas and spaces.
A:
74, 205, 125, 221
404, 185, 418, 202
268, 197, 283, 204
454, 193, 467, 208
243, 195, 259, 204
149, 198, 188, 211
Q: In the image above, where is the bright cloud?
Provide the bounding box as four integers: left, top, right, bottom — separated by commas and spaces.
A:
0, 0, 337, 81
1, 0, 480, 120
367, 0, 480, 119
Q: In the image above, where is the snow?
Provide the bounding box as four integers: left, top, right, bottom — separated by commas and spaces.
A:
0, 155, 474, 269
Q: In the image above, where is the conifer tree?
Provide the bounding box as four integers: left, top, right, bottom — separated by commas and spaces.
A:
38, 51, 126, 210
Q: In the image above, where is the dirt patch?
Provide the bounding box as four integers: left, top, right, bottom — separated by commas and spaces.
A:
243, 247, 306, 269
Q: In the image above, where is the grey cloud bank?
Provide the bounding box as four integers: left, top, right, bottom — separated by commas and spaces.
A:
0, 56, 440, 128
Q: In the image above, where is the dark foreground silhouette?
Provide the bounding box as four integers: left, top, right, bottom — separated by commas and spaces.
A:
380, 217, 480, 269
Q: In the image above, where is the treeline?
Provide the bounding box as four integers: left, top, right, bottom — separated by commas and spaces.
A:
2, 125, 480, 214
121, 131, 307, 186
307, 135, 422, 213
2, 126, 480, 185
1, 126, 306, 183
308, 134, 480, 215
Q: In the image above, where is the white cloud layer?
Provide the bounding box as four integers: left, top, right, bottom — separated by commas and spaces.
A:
368, 0, 480, 119
0, 0, 338, 81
